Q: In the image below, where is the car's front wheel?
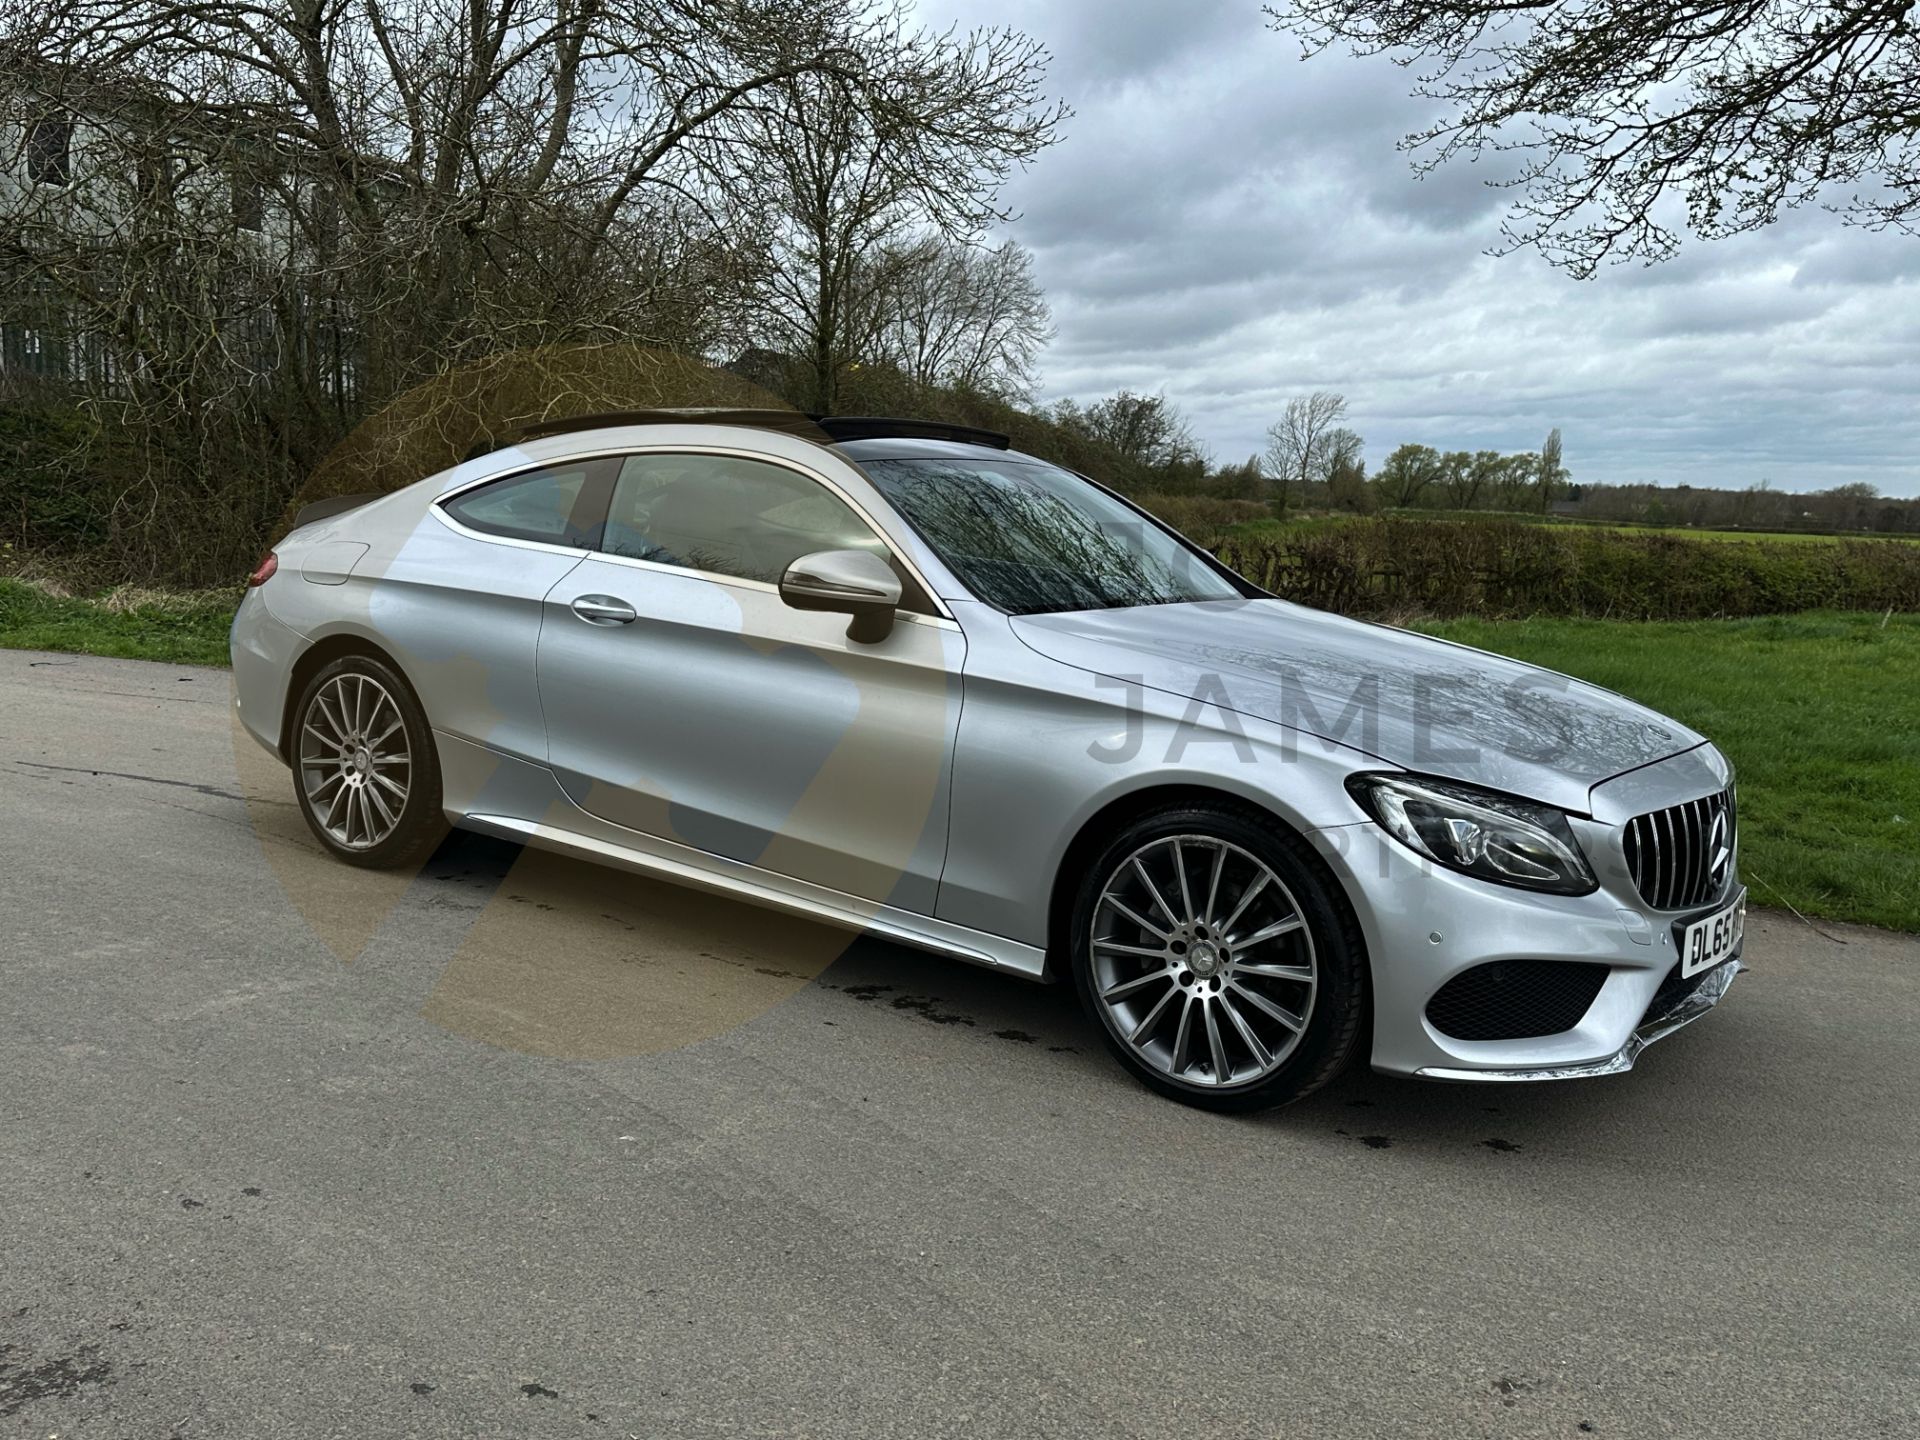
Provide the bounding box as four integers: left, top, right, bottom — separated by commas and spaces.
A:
291, 654, 446, 868
1068, 804, 1366, 1112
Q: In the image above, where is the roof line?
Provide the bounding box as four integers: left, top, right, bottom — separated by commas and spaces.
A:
812, 416, 1011, 450
506, 409, 1011, 451
510, 408, 825, 444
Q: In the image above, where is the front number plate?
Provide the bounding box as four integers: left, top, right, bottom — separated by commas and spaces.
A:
1679, 890, 1746, 978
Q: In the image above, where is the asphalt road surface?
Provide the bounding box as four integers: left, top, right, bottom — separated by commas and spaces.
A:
3, 649, 1915, 1440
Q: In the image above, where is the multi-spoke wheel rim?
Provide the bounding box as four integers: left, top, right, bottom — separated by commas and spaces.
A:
1089, 835, 1318, 1088
298, 673, 411, 851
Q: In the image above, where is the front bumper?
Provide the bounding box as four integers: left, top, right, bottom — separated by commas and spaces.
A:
1414, 953, 1739, 1081
1310, 751, 1742, 1081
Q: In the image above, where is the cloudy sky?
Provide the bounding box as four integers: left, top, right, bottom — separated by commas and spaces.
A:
915, 0, 1920, 496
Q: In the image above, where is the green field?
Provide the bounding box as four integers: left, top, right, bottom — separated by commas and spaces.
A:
1420, 612, 1919, 933
1543, 521, 1919, 545
1221, 515, 1346, 541
3, 580, 1913, 931
1224, 512, 1919, 545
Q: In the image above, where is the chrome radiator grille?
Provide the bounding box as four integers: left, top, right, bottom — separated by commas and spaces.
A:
1623, 789, 1736, 911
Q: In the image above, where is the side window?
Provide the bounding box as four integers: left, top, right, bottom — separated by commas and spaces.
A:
601, 453, 889, 586
232, 171, 264, 232
442, 458, 614, 547
27, 114, 74, 187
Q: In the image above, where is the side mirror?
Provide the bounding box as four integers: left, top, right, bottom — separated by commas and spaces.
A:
779, 549, 903, 643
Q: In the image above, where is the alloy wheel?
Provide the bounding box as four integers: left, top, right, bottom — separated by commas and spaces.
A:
298, 672, 412, 851
1088, 834, 1319, 1088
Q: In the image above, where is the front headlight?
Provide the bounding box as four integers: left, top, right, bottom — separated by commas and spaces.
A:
1346, 773, 1597, 895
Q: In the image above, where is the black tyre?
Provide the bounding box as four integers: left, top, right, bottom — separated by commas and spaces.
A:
1068, 803, 1366, 1112
290, 654, 446, 869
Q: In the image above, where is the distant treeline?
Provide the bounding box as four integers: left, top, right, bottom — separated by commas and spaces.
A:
1556, 481, 1919, 536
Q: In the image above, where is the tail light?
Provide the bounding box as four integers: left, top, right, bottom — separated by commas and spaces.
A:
247, 551, 279, 587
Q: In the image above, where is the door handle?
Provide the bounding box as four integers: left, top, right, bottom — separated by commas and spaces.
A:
570, 594, 637, 626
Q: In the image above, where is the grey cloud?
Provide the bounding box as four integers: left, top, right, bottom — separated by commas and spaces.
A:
1607, 283, 1836, 340
1791, 234, 1920, 289
1022, 0, 1252, 84
918, 0, 1920, 495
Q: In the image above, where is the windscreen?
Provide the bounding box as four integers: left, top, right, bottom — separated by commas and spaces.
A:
859, 456, 1242, 615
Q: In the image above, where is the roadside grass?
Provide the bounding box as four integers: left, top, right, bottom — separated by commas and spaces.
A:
1419, 611, 1920, 933
0, 578, 238, 667
3, 580, 1911, 931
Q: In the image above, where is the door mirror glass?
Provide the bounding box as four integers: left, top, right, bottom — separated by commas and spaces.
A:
779, 549, 903, 643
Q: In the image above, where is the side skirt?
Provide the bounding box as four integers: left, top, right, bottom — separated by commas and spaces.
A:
435, 730, 1047, 981
461, 810, 1049, 980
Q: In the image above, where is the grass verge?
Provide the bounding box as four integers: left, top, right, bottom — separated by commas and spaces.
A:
0, 578, 238, 668
1420, 612, 1919, 933
3, 583, 1911, 930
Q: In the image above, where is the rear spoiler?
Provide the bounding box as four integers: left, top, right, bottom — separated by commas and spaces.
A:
291, 492, 380, 531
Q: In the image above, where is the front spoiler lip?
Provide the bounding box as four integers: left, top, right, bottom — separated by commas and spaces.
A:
1414, 954, 1741, 1083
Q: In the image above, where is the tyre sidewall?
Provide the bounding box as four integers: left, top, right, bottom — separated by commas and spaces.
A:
1069, 805, 1366, 1112
291, 654, 443, 869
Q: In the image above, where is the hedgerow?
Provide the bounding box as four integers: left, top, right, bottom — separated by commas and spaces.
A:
1213, 517, 1920, 620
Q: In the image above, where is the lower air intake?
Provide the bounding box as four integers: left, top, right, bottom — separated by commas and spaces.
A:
1426, 961, 1610, 1042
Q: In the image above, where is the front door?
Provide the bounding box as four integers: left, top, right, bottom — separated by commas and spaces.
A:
535, 450, 963, 915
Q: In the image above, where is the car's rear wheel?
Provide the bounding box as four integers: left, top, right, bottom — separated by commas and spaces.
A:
291, 655, 446, 869
1068, 804, 1366, 1112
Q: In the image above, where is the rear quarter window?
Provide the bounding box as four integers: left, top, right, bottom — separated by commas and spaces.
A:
441, 460, 615, 546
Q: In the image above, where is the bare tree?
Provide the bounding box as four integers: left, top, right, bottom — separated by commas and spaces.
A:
1264, 391, 1348, 512
872, 237, 1051, 400
748, 30, 1064, 411
5, 0, 946, 390
1324, 427, 1364, 471
1324, 430, 1371, 511
1054, 391, 1203, 471
1266, 0, 1920, 274
0, 1, 1060, 578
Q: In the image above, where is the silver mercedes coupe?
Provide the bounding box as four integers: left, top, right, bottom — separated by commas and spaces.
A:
231, 411, 1745, 1109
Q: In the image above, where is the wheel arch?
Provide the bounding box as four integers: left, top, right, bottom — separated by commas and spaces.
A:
277, 631, 422, 763
1043, 783, 1370, 989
